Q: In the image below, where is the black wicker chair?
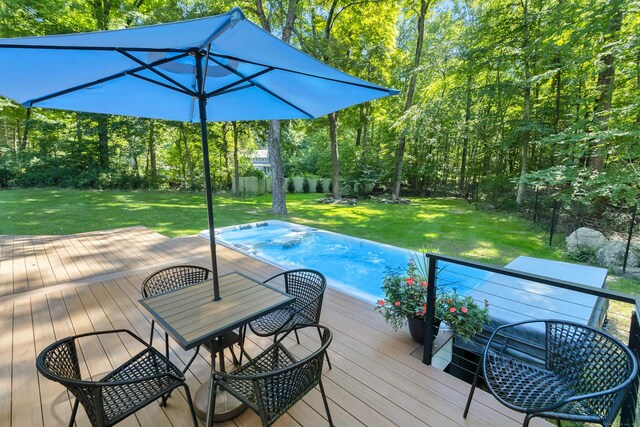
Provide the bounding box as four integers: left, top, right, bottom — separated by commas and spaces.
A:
244, 269, 331, 368
36, 329, 198, 427
463, 320, 638, 427
212, 325, 334, 426
141, 265, 240, 374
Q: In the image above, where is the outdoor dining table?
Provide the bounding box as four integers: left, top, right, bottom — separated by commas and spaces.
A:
138, 271, 295, 426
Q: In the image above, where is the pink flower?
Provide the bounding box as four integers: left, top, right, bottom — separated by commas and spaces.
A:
449, 307, 457, 313
378, 300, 385, 306
461, 307, 468, 314
407, 277, 414, 286
420, 281, 428, 287
394, 301, 401, 307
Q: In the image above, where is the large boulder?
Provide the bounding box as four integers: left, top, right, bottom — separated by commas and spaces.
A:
566, 227, 607, 253
596, 241, 639, 269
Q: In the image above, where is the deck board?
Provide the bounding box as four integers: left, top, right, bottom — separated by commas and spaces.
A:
0, 227, 551, 426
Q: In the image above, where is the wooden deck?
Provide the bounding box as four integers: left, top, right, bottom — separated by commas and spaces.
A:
0, 227, 550, 426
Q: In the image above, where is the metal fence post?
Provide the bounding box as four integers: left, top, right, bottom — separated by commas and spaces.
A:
422, 253, 437, 365
623, 204, 637, 275
621, 310, 640, 426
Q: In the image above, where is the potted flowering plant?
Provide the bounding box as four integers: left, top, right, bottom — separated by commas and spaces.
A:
440, 290, 490, 341
375, 253, 446, 343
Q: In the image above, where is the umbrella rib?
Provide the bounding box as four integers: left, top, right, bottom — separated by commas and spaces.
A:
128, 73, 195, 96
116, 48, 196, 96
211, 53, 397, 94
205, 67, 273, 98
24, 51, 192, 107
0, 43, 190, 52
208, 56, 315, 119
211, 82, 253, 97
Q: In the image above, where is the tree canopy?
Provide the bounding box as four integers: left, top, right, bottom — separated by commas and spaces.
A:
1, 0, 639, 213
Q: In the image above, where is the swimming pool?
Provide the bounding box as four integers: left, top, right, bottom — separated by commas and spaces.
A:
200, 220, 492, 303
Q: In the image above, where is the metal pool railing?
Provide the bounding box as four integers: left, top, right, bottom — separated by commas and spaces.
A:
421, 252, 640, 426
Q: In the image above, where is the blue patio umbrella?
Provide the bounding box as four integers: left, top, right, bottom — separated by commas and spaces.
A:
0, 7, 398, 299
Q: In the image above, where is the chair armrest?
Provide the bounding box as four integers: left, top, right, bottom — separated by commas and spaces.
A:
66, 329, 150, 348
92, 370, 184, 387
263, 271, 287, 284
38, 330, 183, 387
483, 319, 639, 414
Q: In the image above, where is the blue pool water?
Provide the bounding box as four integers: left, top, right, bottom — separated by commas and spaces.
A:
201, 220, 492, 303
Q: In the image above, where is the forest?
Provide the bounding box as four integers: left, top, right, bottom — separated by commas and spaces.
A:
0, 0, 638, 218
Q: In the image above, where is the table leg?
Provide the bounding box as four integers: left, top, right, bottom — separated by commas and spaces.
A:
198, 337, 247, 425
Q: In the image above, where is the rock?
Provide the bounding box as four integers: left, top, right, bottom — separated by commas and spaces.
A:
316, 197, 356, 206
377, 198, 412, 205
481, 203, 496, 211
566, 227, 607, 253
596, 240, 639, 269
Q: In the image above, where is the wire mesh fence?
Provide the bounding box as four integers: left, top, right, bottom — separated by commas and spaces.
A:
421, 253, 640, 426
517, 186, 640, 276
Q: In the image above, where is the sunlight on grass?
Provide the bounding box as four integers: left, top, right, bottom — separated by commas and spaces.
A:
0, 189, 604, 270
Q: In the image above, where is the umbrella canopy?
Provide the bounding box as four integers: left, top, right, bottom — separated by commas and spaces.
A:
0, 7, 398, 299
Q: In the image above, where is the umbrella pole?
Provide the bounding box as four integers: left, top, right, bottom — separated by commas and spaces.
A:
196, 53, 221, 301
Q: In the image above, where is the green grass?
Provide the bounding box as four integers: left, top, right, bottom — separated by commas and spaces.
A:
2, 188, 639, 296
0, 188, 565, 266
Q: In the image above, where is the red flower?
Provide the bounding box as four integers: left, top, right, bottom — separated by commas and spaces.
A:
378, 300, 385, 306
407, 277, 414, 286
461, 307, 468, 314
420, 281, 428, 287
394, 301, 401, 307
449, 307, 457, 313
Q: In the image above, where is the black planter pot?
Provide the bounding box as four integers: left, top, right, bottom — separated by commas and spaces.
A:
407, 316, 441, 344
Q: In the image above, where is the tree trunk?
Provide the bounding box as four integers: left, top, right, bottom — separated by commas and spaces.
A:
75, 113, 83, 144
174, 126, 186, 185
180, 123, 195, 187
148, 120, 157, 180
591, 0, 623, 170
392, 0, 430, 201
221, 124, 231, 190
255, 0, 297, 215
362, 102, 370, 154
269, 120, 287, 214
516, 0, 531, 206
233, 122, 240, 196
329, 112, 341, 199
20, 108, 31, 153
460, 74, 472, 193
636, 48, 640, 124
97, 115, 109, 170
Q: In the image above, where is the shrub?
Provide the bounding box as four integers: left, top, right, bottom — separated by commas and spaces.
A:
302, 177, 310, 193
315, 179, 324, 193
287, 177, 295, 193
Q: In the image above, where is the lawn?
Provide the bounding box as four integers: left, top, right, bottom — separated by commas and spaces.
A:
0, 188, 564, 266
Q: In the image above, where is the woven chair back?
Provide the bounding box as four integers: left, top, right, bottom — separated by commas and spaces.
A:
254, 326, 332, 425
141, 265, 211, 297
37, 337, 103, 424
546, 321, 636, 420
283, 269, 326, 324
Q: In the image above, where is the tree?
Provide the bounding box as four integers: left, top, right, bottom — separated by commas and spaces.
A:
392, 0, 432, 201
253, 0, 299, 215
233, 121, 240, 196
